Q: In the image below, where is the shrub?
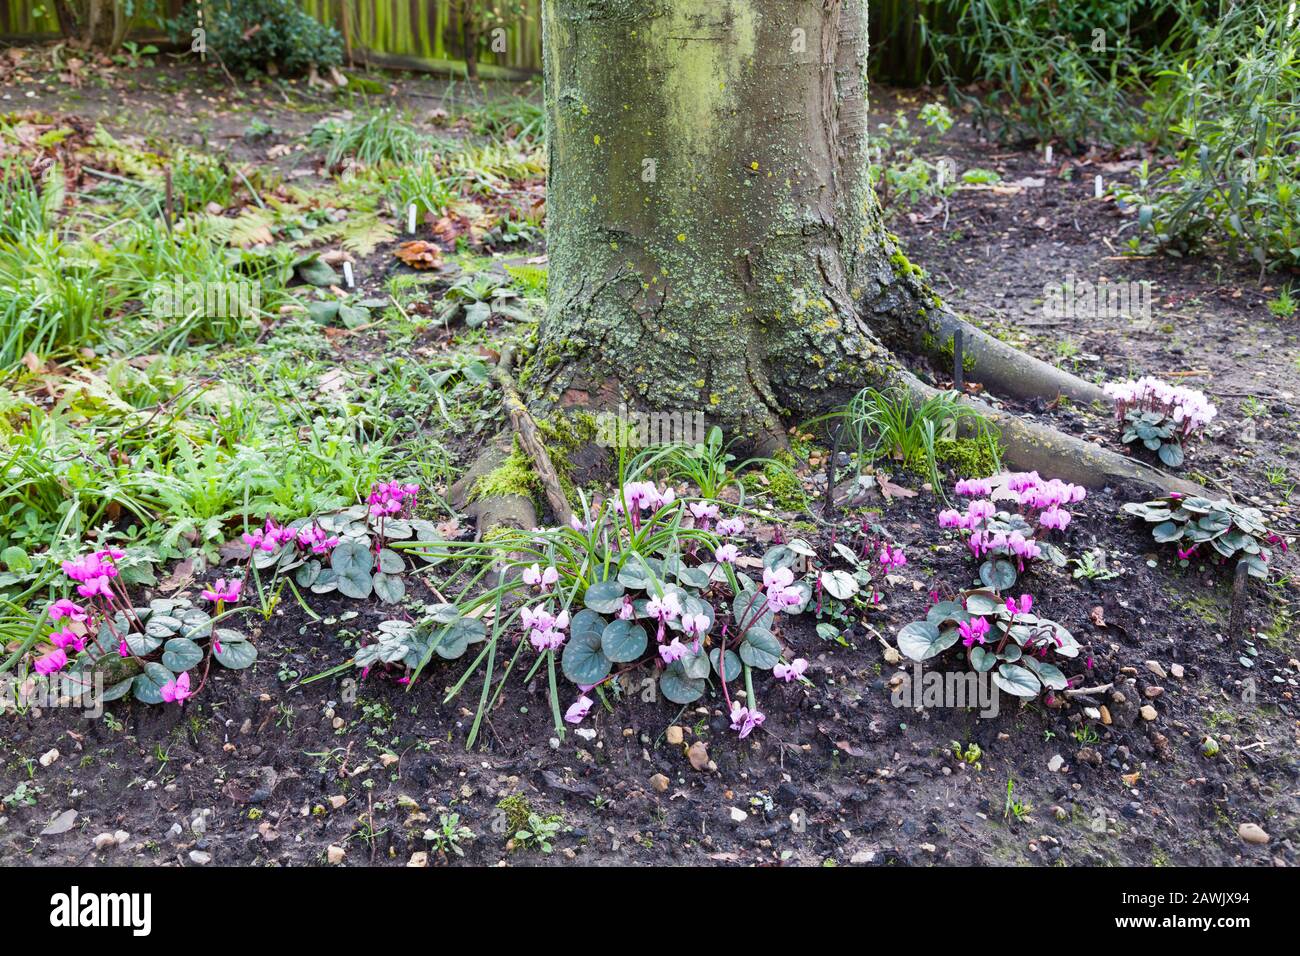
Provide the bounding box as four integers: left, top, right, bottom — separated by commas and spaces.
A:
171, 0, 343, 78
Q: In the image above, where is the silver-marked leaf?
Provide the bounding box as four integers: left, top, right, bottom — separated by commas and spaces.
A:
562, 625, 611, 685
132, 662, 175, 704
373, 571, 405, 604
161, 637, 203, 672
601, 619, 647, 663
738, 627, 782, 669
584, 579, 626, 614
710, 647, 742, 682
992, 663, 1041, 697
377, 548, 405, 574
659, 661, 705, 704
897, 620, 958, 661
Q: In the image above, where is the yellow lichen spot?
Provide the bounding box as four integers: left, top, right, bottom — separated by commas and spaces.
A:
824, 318, 840, 330
593, 135, 601, 145
811, 355, 826, 368
694, 379, 706, 388
750, 161, 759, 170
677, 233, 686, 242
709, 394, 721, 406
610, 241, 619, 250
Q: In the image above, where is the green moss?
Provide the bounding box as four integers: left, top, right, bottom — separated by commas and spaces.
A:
762, 461, 807, 511
470, 449, 540, 504
935, 438, 1000, 479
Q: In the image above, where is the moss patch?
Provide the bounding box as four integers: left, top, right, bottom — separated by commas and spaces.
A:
935, 437, 1000, 479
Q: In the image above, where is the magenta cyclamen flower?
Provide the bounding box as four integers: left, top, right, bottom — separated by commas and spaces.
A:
659, 638, 690, 664
160, 671, 192, 705
296, 525, 340, 554
729, 701, 766, 738
367, 480, 419, 519
202, 578, 242, 604
689, 501, 719, 529
1005, 594, 1033, 616
879, 544, 906, 569
565, 694, 593, 724
762, 566, 802, 612
959, 617, 990, 648
34, 648, 69, 675
714, 543, 740, 564
48, 599, 88, 623
955, 478, 993, 497
773, 658, 808, 682
49, 628, 86, 653
521, 606, 570, 651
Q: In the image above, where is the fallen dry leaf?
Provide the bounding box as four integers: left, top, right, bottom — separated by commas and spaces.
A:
876, 474, 917, 501
394, 240, 443, 270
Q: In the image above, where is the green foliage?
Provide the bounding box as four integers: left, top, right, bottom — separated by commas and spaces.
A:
868, 104, 956, 211
171, 0, 343, 77
1123, 495, 1286, 579
310, 110, 426, 167
830, 387, 1002, 494
1115, 2, 1300, 271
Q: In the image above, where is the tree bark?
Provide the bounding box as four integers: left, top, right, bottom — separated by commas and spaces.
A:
526, 0, 1194, 496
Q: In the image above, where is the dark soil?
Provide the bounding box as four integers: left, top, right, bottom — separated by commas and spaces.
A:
0, 66, 1296, 868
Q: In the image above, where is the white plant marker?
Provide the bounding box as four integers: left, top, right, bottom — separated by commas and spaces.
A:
407, 203, 417, 234
1044, 144, 1053, 165
343, 261, 355, 288
1094, 174, 1104, 199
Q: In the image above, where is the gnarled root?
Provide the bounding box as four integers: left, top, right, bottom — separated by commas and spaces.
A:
927, 309, 1108, 406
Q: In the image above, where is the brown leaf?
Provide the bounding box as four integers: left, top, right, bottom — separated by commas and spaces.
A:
876, 474, 917, 501
1090, 605, 1107, 627
157, 557, 197, 593
394, 240, 443, 270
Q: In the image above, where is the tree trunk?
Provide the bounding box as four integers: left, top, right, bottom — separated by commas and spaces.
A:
525, 0, 1197, 497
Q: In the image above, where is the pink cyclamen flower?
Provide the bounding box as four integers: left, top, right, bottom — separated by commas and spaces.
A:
1176, 545, 1198, 560
954, 478, 993, 497
1005, 594, 1033, 616
714, 543, 740, 564
49, 628, 85, 653
201, 578, 242, 604
522, 564, 559, 590
617, 599, 635, 621
160, 671, 193, 705
77, 575, 115, 600
689, 501, 719, 528
880, 544, 906, 569
48, 599, 88, 623
34, 649, 69, 675
659, 638, 690, 664
959, 617, 990, 648
716, 516, 746, 537
773, 658, 808, 682
729, 701, 766, 739
1039, 506, 1071, 531
564, 694, 593, 724
569, 514, 593, 532
681, 613, 710, 644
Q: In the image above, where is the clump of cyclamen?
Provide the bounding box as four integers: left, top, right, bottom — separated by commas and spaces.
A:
938, 472, 1085, 569
367, 480, 420, 519
1103, 377, 1217, 436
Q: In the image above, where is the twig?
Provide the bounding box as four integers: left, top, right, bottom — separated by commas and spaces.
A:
1063, 682, 1114, 698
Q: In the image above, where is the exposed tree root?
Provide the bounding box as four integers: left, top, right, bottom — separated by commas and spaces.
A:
447, 437, 537, 537
928, 308, 1109, 406
890, 367, 1206, 497
491, 344, 573, 528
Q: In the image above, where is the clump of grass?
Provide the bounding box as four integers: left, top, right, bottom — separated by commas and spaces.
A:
832, 387, 1002, 492
310, 109, 430, 166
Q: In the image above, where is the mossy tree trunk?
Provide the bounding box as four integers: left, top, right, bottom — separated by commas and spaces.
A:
523, 0, 1198, 496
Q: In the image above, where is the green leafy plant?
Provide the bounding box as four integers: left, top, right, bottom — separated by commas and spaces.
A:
1123, 494, 1287, 579
435, 273, 530, 328
897, 587, 1082, 702
170, 0, 343, 77
424, 812, 476, 857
